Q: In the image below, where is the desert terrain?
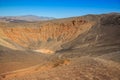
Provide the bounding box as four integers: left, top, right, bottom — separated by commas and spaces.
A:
0, 13, 120, 80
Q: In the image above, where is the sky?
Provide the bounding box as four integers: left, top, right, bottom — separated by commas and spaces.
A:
0, 0, 120, 18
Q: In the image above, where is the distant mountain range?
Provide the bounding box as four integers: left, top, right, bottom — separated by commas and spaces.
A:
0, 15, 55, 22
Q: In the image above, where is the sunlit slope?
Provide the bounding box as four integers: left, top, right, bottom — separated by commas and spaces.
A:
0, 18, 94, 54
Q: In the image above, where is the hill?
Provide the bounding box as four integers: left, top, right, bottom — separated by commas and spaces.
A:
0, 13, 120, 80
0, 15, 55, 22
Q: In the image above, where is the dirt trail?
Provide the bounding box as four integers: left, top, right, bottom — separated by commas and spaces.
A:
0, 59, 70, 80
0, 64, 53, 80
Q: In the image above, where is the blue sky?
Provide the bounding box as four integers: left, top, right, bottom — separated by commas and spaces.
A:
0, 0, 120, 18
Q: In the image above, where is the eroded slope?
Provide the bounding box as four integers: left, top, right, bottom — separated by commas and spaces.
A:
0, 19, 94, 54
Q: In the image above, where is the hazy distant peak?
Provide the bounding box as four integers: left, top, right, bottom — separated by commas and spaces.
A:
0, 15, 55, 22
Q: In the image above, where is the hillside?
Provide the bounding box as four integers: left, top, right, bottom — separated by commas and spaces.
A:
0, 13, 120, 80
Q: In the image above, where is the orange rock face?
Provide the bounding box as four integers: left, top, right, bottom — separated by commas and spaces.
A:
0, 19, 94, 53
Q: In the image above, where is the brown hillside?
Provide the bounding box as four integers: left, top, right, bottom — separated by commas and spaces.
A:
0, 19, 94, 53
